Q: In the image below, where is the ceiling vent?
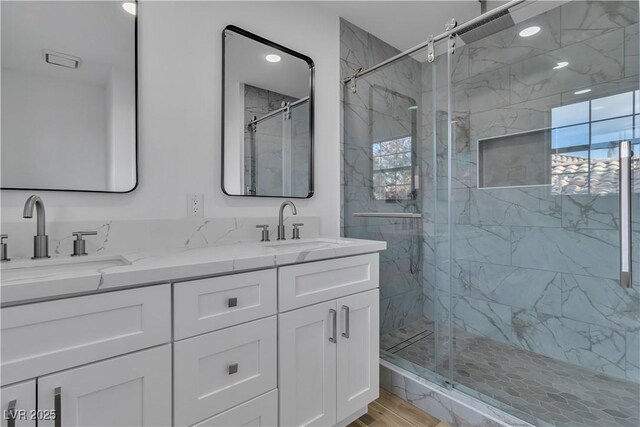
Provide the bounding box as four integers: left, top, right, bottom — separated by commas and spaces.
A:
43, 50, 80, 69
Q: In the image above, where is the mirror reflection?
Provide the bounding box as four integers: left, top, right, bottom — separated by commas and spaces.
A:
222, 26, 313, 198
1, 1, 137, 192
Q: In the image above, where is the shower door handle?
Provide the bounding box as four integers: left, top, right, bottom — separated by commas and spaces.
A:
620, 140, 632, 288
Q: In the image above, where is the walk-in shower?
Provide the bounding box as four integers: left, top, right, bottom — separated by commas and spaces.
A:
341, 1, 640, 426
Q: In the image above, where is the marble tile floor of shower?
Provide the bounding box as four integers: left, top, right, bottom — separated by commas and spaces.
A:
380, 318, 640, 427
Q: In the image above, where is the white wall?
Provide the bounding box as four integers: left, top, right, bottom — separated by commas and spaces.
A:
1, 1, 341, 236
1, 69, 109, 190
107, 66, 136, 192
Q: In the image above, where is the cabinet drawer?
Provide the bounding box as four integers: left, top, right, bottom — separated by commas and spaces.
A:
192, 389, 277, 427
174, 316, 277, 426
1, 285, 171, 386
174, 269, 276, 339
1, 380, 36, 427
278, 254, 379, 312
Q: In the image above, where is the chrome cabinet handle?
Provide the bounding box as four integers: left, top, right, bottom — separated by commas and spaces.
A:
329, 309, 337, 343
341, 305, 350, 339
54, 387, 61, 427
6, 400, 16, 427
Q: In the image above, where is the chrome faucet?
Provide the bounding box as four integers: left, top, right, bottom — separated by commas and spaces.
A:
277, 201, 297, 240
23, 195, 49, 259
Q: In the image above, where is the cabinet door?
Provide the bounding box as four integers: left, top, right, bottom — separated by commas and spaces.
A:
279, 301, 337, 427
1, 380, 35, 427
37, 345, 171, 427
336, 289, 379, 421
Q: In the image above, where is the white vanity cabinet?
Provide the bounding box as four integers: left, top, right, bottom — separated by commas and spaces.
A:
278, 254, 380, 427
0, 250, 381, 427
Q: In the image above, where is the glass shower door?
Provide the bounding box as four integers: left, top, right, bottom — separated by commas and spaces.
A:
342, 47, 455, 384
447, 1, 640, 426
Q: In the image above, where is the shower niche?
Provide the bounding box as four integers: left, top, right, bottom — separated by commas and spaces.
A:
477, 129, 552, 189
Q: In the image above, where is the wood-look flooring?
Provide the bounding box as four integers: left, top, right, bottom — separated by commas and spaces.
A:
348, 388, 450, 427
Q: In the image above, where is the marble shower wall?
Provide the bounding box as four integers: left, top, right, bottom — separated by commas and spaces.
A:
341, 0, 639, 384
432, 0, 640, 383
340, 19, 426, 335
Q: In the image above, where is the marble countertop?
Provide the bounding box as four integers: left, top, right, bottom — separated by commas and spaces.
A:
0, 237, 386, 306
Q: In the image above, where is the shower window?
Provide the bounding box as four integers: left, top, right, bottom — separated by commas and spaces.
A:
372, 136, 413, 200
551, 90, 639, 195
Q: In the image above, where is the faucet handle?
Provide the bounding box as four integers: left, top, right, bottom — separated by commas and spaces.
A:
256, 225, 270, 242
71, 231, 98, 256
73, 231, 98, 238
1, 234, 9, 262
292, 223, 304, 240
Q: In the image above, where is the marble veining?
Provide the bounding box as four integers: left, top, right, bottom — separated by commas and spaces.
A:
1, 216, 320, 260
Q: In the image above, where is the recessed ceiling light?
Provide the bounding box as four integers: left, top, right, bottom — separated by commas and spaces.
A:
574, 88, 592, 95
519, 26, 541, 37
122, 2, 136, 15
265, 54, 281, 63
553, 61, 569, 69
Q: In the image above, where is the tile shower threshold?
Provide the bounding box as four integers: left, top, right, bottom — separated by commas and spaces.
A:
381, 359, 534, 427
380, 318, 640, 427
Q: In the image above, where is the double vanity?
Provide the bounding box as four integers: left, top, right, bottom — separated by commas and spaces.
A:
1, 220, 385, 427
1, 0, 380, 424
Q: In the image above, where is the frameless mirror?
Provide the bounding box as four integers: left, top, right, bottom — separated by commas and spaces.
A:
222, 25, 314, 198
1, 1, 137, 192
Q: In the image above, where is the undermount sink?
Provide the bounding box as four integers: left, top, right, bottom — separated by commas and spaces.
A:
264, 238, 355, 249
1, 255, 131, 281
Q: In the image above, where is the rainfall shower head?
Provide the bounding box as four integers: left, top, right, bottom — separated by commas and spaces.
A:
457, 9, 515, 44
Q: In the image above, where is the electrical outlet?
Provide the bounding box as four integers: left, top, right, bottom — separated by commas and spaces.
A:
187, 193, 204, 217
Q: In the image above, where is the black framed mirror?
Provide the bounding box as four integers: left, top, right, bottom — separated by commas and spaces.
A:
1, 0, 138, 193
221, 25, 314, 198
